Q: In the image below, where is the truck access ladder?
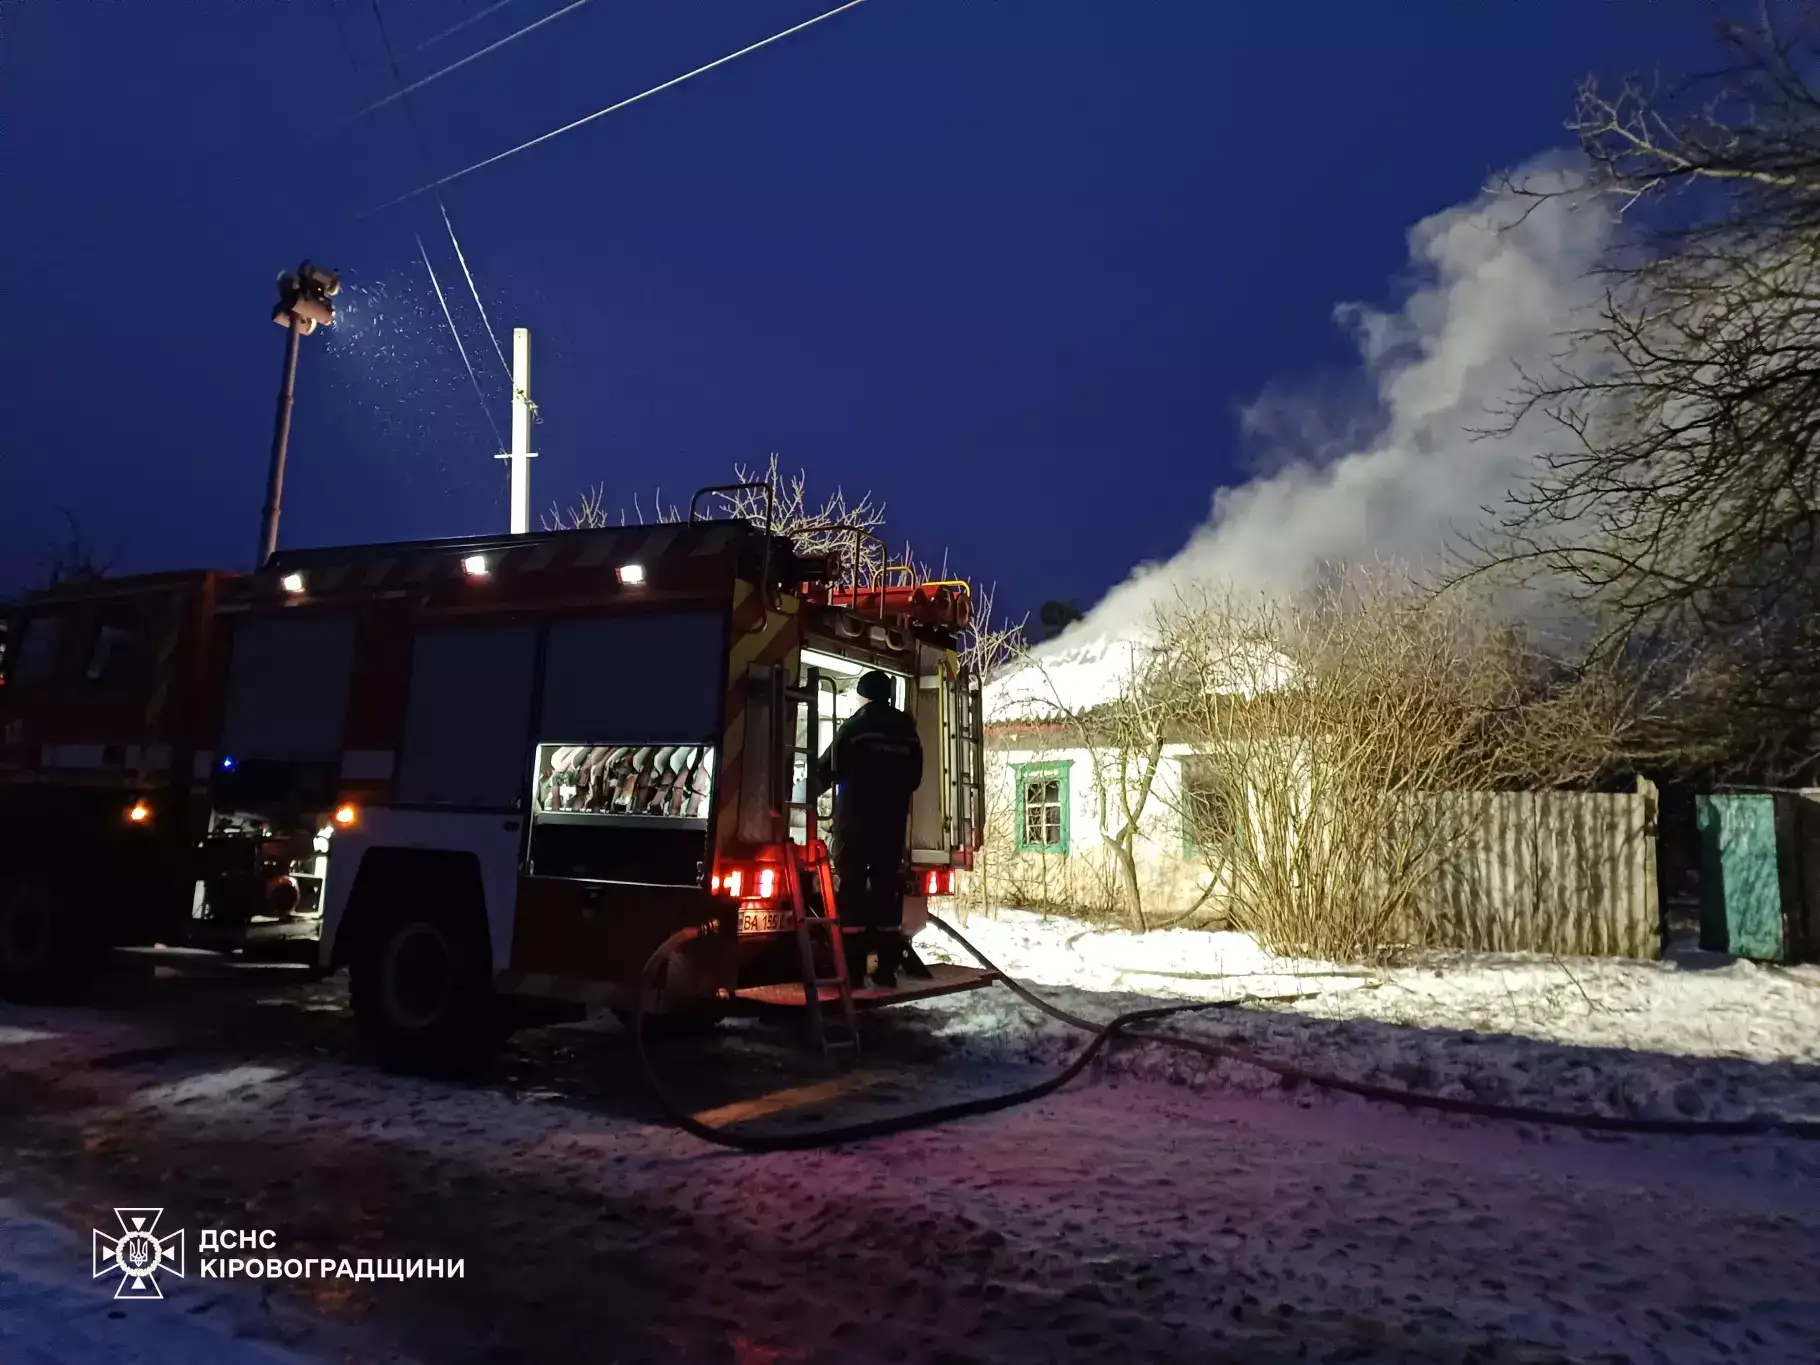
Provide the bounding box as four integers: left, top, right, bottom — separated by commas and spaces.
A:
784, 839, 860, 1063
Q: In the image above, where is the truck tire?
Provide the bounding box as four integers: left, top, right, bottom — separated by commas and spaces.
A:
0, 876, 101, 1003
349, 899, 496, 1077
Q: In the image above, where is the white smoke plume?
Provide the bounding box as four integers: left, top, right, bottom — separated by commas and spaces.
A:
1051, 157, 1611, 654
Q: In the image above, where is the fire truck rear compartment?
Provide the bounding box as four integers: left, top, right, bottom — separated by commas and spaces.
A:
526, 741, 713, 884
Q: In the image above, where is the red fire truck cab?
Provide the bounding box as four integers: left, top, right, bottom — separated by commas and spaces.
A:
0, 516, 986, 1071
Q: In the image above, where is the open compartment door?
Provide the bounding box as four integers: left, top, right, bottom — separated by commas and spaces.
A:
950, 662, 984, 864
907, 648, 983, 869
908, 655, 949, 865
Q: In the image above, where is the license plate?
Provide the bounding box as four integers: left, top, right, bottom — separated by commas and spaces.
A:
737, 908, 793, 936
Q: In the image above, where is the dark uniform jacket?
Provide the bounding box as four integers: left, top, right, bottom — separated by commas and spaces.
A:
816, 701, 924, 859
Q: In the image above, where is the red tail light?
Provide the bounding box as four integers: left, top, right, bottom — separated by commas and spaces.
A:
921, 867, 955, 897
711, 854, 783, 903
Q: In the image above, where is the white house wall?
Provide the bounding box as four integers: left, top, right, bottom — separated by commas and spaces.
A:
982, 742, 1220, 919
980, 741, 1661, 957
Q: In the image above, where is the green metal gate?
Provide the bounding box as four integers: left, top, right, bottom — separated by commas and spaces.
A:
1694, 792, 1806, 962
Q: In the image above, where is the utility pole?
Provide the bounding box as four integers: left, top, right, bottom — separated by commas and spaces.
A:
259, 261, 340, 568
498, 326, 536, 534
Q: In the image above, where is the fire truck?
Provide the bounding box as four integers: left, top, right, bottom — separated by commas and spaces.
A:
0, 501, 990, 1070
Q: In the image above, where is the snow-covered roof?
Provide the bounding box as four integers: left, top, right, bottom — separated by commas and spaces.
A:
985, 630, 1297, 725
985, 633, 1156, 723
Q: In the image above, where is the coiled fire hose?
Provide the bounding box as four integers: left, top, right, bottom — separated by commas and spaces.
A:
632, 917, 1820, 1150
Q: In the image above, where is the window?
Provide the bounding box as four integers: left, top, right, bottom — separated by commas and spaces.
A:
396, 624, 537, 808
533, 742, 714, 821
528, 743, 716, 884
9, 615, 61, 687
217, 613, 357, 762
1015, 761, 1070, 854
528, 613, 727, 886
1180, 753, 1241, 855
540, 611, 726, 746
84, 606, 142, 685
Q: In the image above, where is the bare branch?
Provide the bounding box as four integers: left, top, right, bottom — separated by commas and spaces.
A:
1467, 8, 1820, 779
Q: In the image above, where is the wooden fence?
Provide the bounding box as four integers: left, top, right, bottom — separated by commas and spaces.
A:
1396, 789, 1659, 958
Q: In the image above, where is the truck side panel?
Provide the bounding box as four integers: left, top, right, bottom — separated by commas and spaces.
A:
503, 879, 718, 1006
0, 575, 219, 947
716, 583, 802, 857
322, 808, 525, 970
1, 576, 215, 797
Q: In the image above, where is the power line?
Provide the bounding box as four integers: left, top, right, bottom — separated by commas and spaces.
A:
440, 196, 511, 378
346, 0, 596, 126
406, 0, 525, 56
419, 234, 506, 450
326, 0, 368, 84
367, 0, 458, 171
370, 0, 514, 384
362, 0, 873, 217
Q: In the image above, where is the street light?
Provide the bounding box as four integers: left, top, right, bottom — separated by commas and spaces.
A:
258, 260, 341, 568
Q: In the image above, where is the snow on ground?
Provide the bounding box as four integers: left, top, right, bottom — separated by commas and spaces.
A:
914, 909, 1820, 1125
4, 1007, 1820, 1365
0, 1199, 398, 1365
3, 968, 1820, 1362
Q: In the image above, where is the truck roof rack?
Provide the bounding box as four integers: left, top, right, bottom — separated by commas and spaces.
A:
822, 579, 972, 631
262, 520, 777, 573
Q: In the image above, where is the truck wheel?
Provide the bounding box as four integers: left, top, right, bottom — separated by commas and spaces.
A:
0, 877, 99, 1003
349, 902, 495, 1077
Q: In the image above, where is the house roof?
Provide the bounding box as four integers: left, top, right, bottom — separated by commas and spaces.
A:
985, 629, 1297, 726
985, 633, 1157, 723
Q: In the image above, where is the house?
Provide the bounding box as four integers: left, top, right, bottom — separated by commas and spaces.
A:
976, 631, 1294, 925
974, 626, 1661, 957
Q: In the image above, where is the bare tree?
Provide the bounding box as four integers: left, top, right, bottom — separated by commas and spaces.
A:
991, 636, 1173, 932
708, 455, 892, 584
547, 454, 890, 578
542, 482, 668, 531
42, 509, 110, 587
956, 581, 1026, 678
1085, 678, 1171, 934
549, 452, 1025, 692
1146, 576, 1637, 961
1476, 8, 1820, 776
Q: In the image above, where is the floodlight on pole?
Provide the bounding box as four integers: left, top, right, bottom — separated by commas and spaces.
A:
259, 260, 341, 568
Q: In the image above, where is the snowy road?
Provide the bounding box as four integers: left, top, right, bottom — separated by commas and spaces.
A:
2, 963, 1819, 1364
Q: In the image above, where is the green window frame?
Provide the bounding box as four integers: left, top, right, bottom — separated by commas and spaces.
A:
1014, 760, 1070, 854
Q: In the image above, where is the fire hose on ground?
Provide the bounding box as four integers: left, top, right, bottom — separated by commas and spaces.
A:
631, 916, 1820, 1151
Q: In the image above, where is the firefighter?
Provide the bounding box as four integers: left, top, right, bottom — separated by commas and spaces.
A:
814, 669, 923, 986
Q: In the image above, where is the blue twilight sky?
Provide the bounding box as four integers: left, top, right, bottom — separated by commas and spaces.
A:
0, 0, 1717, 617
